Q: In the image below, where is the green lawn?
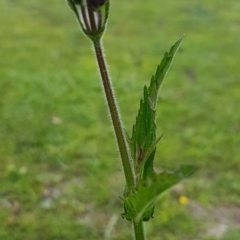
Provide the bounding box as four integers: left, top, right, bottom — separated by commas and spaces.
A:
0, 0, 240, 239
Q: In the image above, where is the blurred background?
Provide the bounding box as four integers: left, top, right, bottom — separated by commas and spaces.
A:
0, 0, 239, 239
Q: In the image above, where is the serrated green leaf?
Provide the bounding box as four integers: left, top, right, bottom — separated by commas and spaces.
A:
130, 38, 183, 179
122, 164, 198, 222
174, 164, 199, 177
137, 134, 163, 175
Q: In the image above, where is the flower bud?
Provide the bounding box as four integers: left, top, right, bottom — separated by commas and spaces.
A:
67, 0, 110, 43
87, 0, 108, 11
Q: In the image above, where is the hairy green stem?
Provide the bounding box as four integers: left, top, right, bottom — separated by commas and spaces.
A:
93, 41, 146, 240
133, 221, 145, 240
93, 40, 136, 190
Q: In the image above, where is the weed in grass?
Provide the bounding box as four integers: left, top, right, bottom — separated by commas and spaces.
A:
1, 0, 240, 239
66, 0, 197, 239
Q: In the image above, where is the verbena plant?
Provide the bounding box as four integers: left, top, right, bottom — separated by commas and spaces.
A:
65, 1, 198, 239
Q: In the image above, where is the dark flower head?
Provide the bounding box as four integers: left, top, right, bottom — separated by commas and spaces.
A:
87, 0, 109, 11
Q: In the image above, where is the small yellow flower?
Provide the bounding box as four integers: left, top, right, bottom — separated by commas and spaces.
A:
178, 196, 189, 205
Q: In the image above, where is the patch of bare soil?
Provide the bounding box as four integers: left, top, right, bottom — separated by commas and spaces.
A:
189, 201, 240, 238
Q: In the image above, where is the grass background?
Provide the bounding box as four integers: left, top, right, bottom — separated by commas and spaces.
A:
0, 0, 240, 239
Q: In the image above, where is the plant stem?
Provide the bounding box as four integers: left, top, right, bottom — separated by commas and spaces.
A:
93, 40, 146, 240
93, 40, 136, 190
133, 221, 145, 240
